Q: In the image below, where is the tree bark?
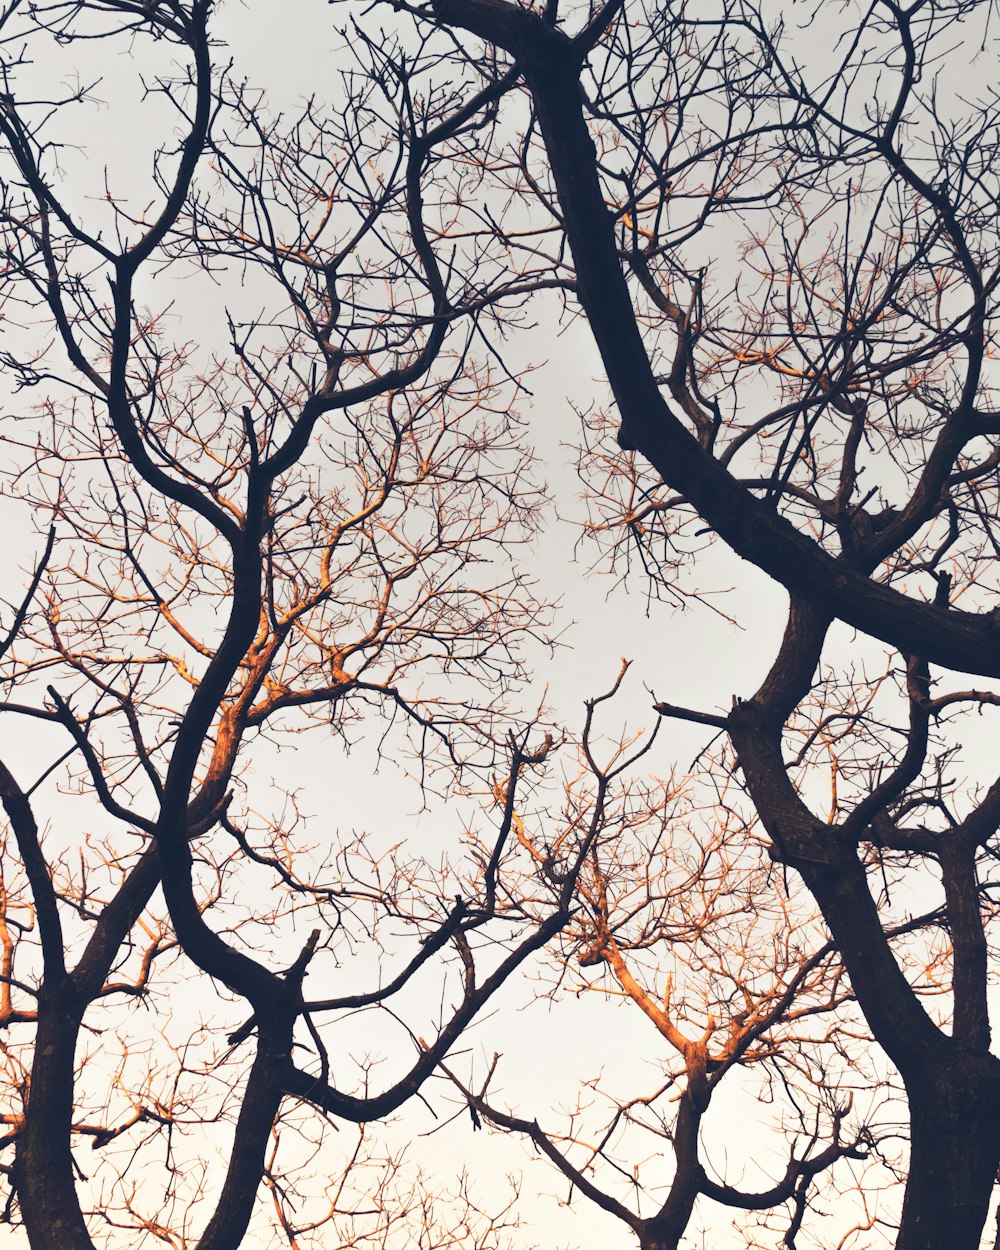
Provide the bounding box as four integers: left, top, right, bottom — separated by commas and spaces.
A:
16, 986, 94, 1250
636, 1086, 705, 1250
896, 1062, 1000, 1250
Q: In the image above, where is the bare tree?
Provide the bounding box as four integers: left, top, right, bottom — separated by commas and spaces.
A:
6, 1, 1000, 1248
0, 3, 585, 1247
444, 707, 881, 1250
354, 2, 1000, 1247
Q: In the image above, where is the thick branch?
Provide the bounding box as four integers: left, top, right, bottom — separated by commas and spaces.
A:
428, 0, 1000, 680
283, 908, 567, 1122
0, 759, 64, 981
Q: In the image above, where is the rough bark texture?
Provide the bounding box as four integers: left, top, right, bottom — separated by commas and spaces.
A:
897, 1064, 1000, 1250
16, 988, 91, 1250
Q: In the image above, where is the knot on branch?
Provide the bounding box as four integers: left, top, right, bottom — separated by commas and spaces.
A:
577, 943, 607, 968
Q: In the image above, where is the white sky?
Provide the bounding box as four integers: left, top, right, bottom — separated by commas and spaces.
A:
5, 2, 1000, 1248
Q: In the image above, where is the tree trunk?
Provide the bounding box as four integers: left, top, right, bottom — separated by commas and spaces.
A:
640, 1237, 682, 1250
16, 988, 94, 1250
896, 1063, 1000, 1250
636, 1087, 705, 1250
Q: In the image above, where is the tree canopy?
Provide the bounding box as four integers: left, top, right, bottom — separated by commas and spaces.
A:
2, 3, 1000, 1249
